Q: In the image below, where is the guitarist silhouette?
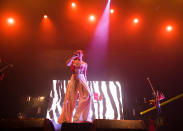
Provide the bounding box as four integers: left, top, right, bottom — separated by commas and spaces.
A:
0, 58, 14, 80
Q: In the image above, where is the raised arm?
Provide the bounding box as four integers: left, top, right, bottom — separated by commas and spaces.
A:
66, 55, 78, 66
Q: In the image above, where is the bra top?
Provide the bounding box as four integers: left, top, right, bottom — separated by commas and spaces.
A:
71, 60, 86, 74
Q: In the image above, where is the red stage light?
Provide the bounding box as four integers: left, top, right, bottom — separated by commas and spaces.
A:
44, 15, 48, 19
7, 18, 15, 25
133, 18, 139, 24
110, 9, 114, 14
166, 25, 173, 32
89, 15, 95, 22
71, 2, 76, 8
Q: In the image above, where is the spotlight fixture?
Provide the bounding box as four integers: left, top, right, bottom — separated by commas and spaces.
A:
133, 18, 139, 24
7, 18, 15, 24
166, 25, 173, 32
44, 15, 48, 19
89, 15, 95, 22
71, 2, 76, 8
110, 9, 114, 14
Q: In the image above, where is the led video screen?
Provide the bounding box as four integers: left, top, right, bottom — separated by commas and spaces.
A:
46, 80, 123, 124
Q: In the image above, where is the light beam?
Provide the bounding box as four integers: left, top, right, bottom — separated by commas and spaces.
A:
88, 0, 111, 73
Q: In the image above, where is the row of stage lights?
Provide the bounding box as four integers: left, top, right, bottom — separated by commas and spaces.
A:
5, 2, 173, 32
70, 2, 174, 32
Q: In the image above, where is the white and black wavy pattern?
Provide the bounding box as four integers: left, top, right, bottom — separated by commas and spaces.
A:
46, 80, 123, 124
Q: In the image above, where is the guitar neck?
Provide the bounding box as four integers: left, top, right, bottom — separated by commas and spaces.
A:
0, 65, 9, 72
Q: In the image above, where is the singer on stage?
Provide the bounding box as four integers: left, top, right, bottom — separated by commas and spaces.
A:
58, 50, 91, 123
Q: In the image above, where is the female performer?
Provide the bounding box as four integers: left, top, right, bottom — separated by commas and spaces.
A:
58, 50, 91, 123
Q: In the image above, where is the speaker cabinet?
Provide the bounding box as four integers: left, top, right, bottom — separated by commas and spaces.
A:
93, 119, 147, 131
0, 118, 54, 131
61, 123, 93, 131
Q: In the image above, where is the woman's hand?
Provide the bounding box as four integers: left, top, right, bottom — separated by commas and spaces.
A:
73, 54, 79, 59
66, 55, 78, 66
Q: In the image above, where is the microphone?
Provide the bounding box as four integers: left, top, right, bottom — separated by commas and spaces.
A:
73, 54, 79, 59
73, 52, 80, 57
